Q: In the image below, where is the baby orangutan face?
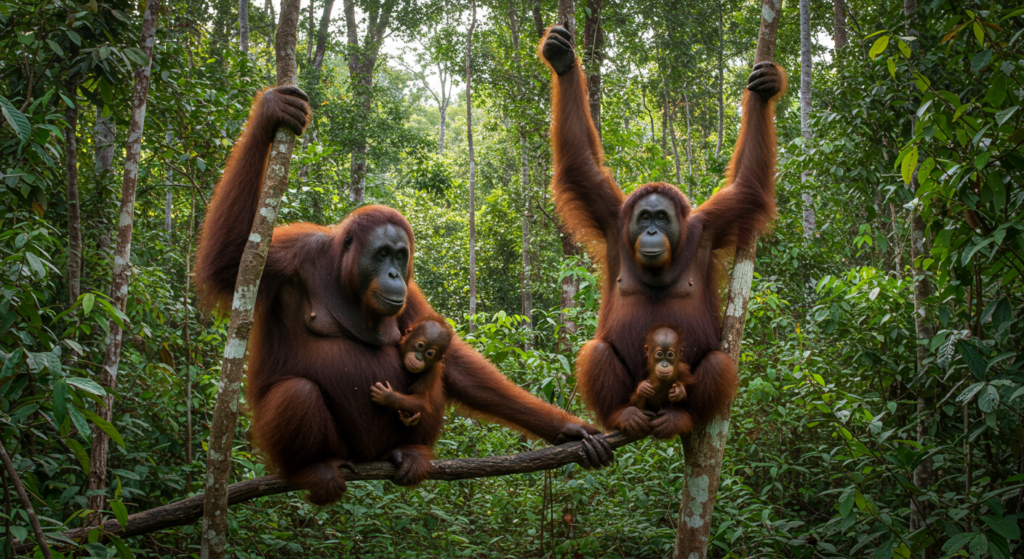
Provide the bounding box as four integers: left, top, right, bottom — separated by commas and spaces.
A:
647, 327, 681, 382
401, 320, 451, 373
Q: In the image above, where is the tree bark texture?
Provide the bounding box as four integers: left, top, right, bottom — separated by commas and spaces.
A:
86, 0, 159, 522
665, 85, 682, 184
1, 439, 53, 559
531, 1, 545, 39
343, 0, 392, 203
833, 0, 848, 50
674, 4, 781, 555
582, 0, 603, 137
800, 0, 816, 239
199, 2, 301, 558
64, 83, 81, 307
716, 0, 724, 157
557, 0, 575, 40
508, 8, 532, 334
239, 0, 250, 54
94, 108, 115, 253
312, 0, 335, 73
466, 0, 477, 330
17, 432, 637, 554
558, 228, 581, 353
683, 90, 694, 193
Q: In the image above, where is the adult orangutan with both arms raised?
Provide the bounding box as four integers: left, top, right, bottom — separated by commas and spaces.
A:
195, 86, 612, 506
538, 26, 787, 439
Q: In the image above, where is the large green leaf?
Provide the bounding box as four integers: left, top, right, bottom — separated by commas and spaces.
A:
0, 95, 31, 143
81, 408, 125, 449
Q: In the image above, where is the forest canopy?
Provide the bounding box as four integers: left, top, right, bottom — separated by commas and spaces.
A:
1, 0, 1023, 557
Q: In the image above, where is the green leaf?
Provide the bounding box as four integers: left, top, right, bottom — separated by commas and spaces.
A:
838, 486, 856, 517
0, 95, 32, 143
66, 438, 90, 475
83, 293, 95, 315
869, 35, 890, 59
53, 379, 68, 426
901, 146, 918, 184
111, 500, 129, 529
67, 377, 107, 396
24, 252, 45, 278
995, 106, 1018, 126
81, 408, 125, 449
108, 533, 134, 559
959, 342, 988, 377
897, 39, 911, 58
887, 58, 896, 79
46, 39, 64, 57
958, 382, 985, 404
973, 21, 984, 45
69, 405, 91, 444
978, 385, 1000, 412
66, 29, 82, 46
123, 47, 149, 66
869, 287, 880, 300
982, 515, 1021, 540
987, 74, 1007, 107
943, 532, 974, 554
970, 534, 989, 556
972, 50, 993, 73
1, 349, 22, 378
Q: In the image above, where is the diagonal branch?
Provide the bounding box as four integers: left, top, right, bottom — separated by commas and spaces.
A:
15, 432, 635, 554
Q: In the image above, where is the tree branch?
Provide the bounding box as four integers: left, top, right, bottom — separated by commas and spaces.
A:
15, 432, 635, 553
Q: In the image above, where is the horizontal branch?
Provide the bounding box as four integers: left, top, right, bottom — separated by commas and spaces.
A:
15, 431, 635, 553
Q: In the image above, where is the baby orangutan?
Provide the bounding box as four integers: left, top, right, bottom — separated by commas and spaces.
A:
630, 326, 695, 413
371, 315, 452, 427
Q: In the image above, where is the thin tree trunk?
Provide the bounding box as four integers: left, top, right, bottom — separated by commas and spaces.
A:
0, 440, 52, 559
466, 0, 477, 331
265, 0, 276, 52
305, 0, 315, 65
661, 86, 669, 155
583, 0, 603, 137
85, 0, 159, 524
674, 4, 781, 557
508, 8, 532, 337
531, 1, 545, 39
800, 0, 816, 239
903, 2, 933, 555
239, 0, 249, 54
833, 0, 848, 50
200, 1, 302, 557
557, 0, 575, 39
665, 87, 682, 184
311, 0, 335, 73
94, 108, 115, 254
715, 0, 724, 157
558, 229, 580, 354
683, 90, 694, 196
164, 189, 172, 234
64, 82, 81, 306
184, 191, 195, 488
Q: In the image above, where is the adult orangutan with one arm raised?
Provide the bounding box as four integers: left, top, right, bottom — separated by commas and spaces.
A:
538, 26, 787, 439
195, 85, 612, 506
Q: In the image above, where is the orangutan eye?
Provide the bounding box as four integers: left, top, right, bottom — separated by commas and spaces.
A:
426, 350, 436, 358
667, 351, 675, 359
379, 248, 388, 258
657, 212, 668, 222
655, 351, 664, 359
416, 342, 425, 350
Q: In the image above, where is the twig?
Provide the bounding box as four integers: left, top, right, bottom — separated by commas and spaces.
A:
0, 438, 53, 559
16, 431, 636, 552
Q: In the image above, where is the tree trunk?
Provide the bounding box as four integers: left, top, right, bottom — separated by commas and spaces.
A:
86, 0, 159, 523
683, 90, 694, 196
199, 1, 302, 557
239, 0, 249, 54
558, 228, 580, 354
557, 0, 575, 39
833, 0, 848, 50
439, 102, 447, 155
665, 84, 682, 184
312, 0, 335, 73
0, 440, 52, 559
715, 0, 724, 157
164, 189, 173, 234
64, 82, 81, 307
582, 0, 603, 137
508, 9, 532, 337
305, 0, 316, 65
674, 4, 781, 557
661, 86, 668, 155
94, 108, 115, 254
531, 1, 545, 39
800, 0, 816, 239
466, 0, 478, 331
265, 0, 276, 52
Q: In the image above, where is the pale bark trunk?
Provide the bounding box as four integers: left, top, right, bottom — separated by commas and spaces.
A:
531, 1, 545, 39
683, 90, 694, 197
666, 88, 682, 184
466, 0, 477, 331
199, 1, 301, 557
184, 192, 195, 480
800, 0, 816, 238
439, 103, 447, 155
239, 0, 249, 54
716, 0, 724, 157
305, 0, 315, 64
64, 84, 82, 306
94, 108, 115, 253
312, 0, 335, 73
265, 0, 276, 52
833, 0, 848, 50
86, 0, 159, 523
674, 4, 781, 556
558, 229, 580, 354
164, 189, 172, 234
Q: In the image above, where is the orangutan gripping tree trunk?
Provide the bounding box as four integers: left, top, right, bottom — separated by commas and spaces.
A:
539, 25, 786, 441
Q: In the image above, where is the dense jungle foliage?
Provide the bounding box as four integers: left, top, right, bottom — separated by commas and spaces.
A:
1, 0, 1023, 557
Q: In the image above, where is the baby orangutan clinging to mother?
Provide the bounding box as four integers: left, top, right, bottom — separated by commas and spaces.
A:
631, 326, 695, 413
371, 314, 452, 429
